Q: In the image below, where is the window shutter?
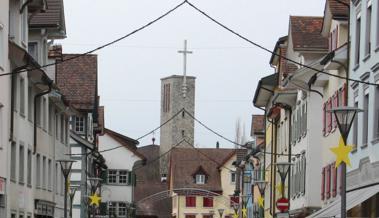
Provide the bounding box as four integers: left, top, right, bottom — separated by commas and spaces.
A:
333, 93, 338, 128
127, 171, 132, 185
326, 164, 331, 199
341, 83, 347, 106
99, 202, 108, 215
321, 167, 325, 200
100, 169, 108, 184
327, 99, 332, 133
322, 103, 326, 135
332, 162, 337, 197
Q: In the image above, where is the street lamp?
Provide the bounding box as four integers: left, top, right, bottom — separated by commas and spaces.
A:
275, 162, 293, 197
254, 180, 268, 218
69, 186, 78, 218
218, 208, 225, 218
57, 159, 76, 218
329, 106, 363, 218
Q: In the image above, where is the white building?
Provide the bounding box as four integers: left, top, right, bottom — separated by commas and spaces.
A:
1, 0, 72, 218
97, 128, 144, 217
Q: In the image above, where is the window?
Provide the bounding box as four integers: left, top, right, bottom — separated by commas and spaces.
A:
55, 112, 59, 140
48, 104, 53, 134
195, 174, 205, 184
36, 97, 41, 126
108, 170, 117, 184
28, 42, 38, 61
353, 101, 359, 149
0, 23, 4, 69
108, 202, 117, 216
186, 196, 196, 207
185, 215, 196, 218
163, 84, 171, 113
118, 202, 127, 216
365, 6, 372, 56
48, 159, 52, 191
28, 85, 33, 121
27, 149, 31, 186
11, 142, 16, 181
355, 17, 361, 65
42, 156, 46, 189
42, 98, 46, 130
75, 116, 85, 133
60, 114, 64, 142
36, 154, 41, 188
374, 86, 379, 139
363, 93, 369, 146
19, 145, 24, 184
119, 170, 128, 184
21, 6, 27, 45
230, 171, 236, 183
20, 78, 25, 115
203, 197, 213, 207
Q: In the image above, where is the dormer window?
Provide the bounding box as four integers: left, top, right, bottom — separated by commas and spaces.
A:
195, 174, 205, 184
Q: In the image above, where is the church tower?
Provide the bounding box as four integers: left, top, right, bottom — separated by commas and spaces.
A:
160, 40, 195, 177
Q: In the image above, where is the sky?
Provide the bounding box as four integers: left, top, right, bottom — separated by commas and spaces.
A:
60, 0, 325, 148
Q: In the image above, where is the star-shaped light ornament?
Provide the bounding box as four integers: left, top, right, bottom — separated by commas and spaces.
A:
89, 193, 101, 207
276, 183, 286, 196
257, 196, 264, 208
242, 208, 247, 218
233, 212, 239, 218
330, 137, 353, 168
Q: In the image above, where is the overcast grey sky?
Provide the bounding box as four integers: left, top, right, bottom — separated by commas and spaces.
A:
60, 0, 324, 148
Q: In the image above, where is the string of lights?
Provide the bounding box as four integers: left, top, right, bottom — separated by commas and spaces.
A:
185, 1, 378, 87
2, 1, 377, 87
68, 108, 185, 156
0, 1, 187, 77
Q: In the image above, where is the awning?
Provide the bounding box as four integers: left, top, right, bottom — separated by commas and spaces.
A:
272, 90, 298, 107
308, 183, 379, 218
253, 73, 278, 108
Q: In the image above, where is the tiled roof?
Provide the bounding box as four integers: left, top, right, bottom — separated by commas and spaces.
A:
56, 54, 97, 111
29, 0, 64, 29
290, 16, 328, 51
170, 148, 235, 192
328, 0, 349, 17
134, 145, 171, 218
103, 128, 144, 159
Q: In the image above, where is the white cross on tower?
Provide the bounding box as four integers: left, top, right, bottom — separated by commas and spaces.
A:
178, 40, 193, 98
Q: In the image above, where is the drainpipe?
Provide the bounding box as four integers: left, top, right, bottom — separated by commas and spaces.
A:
287, 108, 292, 214
10, 65, 29, 142
33, 80, 53, 154
267, 118, 274, 216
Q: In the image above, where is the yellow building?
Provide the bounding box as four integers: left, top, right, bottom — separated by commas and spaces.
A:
169, 147, 240, 218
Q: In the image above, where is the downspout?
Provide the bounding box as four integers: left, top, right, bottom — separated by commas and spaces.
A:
10, 65, 29, 142
33, 80, 53, 154
287, 108, 292, 213
267, 118, 274, 216
272, 118, 278, 217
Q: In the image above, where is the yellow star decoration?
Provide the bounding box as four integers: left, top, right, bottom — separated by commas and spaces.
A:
233, 212, 239, 218
330, 137, 353, 168
257, 196, 264, 208
276, 183, 287, 196
89, 193, 101, 207
242, 208, 247, 218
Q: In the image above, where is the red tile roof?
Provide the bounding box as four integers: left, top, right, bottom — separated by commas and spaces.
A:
134, 145, 171, 218
169, 148, 235, 192
328, 0, 349, 18
103, 128, 144, 160
29, 0, 65, 30
290, 16, 328, 51
56, 54, 97, 111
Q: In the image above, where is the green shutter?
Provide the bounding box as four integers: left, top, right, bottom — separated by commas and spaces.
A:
127, 171, 132, 185
100, 169, 108, 184
99, 202, 107, 215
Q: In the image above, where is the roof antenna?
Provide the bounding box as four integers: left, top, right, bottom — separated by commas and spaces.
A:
152, 132, 156, 145
216, 141, 220, 149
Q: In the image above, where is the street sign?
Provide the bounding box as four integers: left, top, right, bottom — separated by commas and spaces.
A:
276, 197, 289, 212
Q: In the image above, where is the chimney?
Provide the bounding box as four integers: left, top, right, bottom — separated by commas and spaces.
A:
216, 141, 219, 149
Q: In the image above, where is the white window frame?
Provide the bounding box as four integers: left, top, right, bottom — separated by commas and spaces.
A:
195, 174, 205, 184
75, 116, 85, 134
118, 170, 128, 184
108, 170, 117, 184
